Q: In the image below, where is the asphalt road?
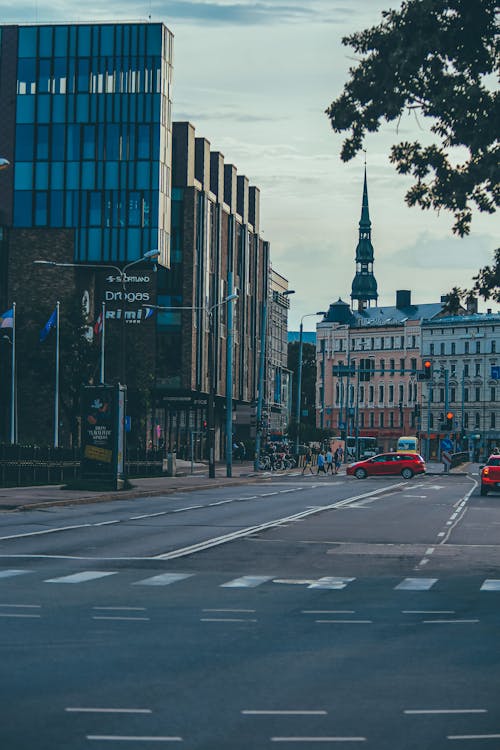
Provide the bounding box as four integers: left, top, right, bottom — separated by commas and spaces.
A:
1, 472, 499, 749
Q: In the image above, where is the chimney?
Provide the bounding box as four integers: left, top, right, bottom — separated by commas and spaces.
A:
396, 290, 411, 309
466, 296, 478, 314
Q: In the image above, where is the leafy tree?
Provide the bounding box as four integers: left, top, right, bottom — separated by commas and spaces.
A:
288, 341, 318, 434
326, 0, 499, 238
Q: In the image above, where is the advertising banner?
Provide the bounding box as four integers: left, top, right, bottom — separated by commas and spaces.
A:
81, 384, 126, 489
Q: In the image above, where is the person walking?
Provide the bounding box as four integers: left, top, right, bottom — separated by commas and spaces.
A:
326, 448, 334, 474
334, 446, 343, 474
302, 448, 314, 475
317, 451, 327, 475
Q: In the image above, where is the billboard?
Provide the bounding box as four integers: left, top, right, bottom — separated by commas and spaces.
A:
81, 384, 126, 489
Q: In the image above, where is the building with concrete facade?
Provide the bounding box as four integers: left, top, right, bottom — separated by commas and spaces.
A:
316, 169, 447, 453
420, 312, 500, 460
267, 269, 292, 436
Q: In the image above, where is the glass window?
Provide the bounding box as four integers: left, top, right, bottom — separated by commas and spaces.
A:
100, 25, 115, 56
128, 192, 141, 226
17, 95, 35, 123
76, 94, 89, 122
136, 161, 150, 189
13, 191, 32, 226
15, 124, 34, 160
35, 162, 48, 189
54, 26, 68, 57
18, 27, 37, 57
106, 124, 120, 160
36, 125, 49, 159
81, 162, 95, 190
52, 95, 67, 122
87, 228, 102, 260
36, 94, 51, 123
475, 387, 481, 401
137, 125, 150, 159
77, 58, 90, 92
82, 125, 96, 159
476, 341, 481, 353
34, 191, 47, 225
89, 192, 102, 226
77, 25, 91, 56
66, 125, 80, 160
39, 26, 53, 57
17, 58, 37, 94
105, 162, 119, 189
66, 161, 80, 189
50, 191, 63, 226
50, 124, 66, 161
38, 58, 51, 94
51, 162, 64, 190
14, 162, 33, 190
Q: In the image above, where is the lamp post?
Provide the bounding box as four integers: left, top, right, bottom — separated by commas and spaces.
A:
2, 328, 16, 444
0, 158, 10, 171
144, 292, 238, 478
294, 311, 326, 454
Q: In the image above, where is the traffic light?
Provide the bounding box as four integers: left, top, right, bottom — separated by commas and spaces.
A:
202, 420, 208, 432
422, 360, 432, 380
446, 412, 454, 430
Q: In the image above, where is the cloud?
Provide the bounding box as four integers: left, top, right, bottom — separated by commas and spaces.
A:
389, 233, 495, 271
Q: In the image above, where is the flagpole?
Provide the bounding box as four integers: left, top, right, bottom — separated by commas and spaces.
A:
10, 302, 16, 444
100, 301, 105, 384
54, 300, 60, 448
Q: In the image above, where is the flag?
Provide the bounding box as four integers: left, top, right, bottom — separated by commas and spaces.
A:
40, 308, 57, 342
0, 308, 13, 328
144, 307, 155, 320
93, 310, 103, 336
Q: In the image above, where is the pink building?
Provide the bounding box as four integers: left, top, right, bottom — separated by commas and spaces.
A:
315, 170, 444, 453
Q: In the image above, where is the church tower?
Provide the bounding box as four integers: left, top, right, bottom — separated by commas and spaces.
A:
350, 167, 378, 311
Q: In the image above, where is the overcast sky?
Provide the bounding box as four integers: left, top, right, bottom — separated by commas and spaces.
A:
3, 0, 499, 328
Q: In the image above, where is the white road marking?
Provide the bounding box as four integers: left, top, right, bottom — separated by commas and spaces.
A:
87, 736, 183, 742
308, 577, 355, 590
154, 484, 405, 560
271, 737, 366, 743
92, 616, 150, 621
302, 610, 355, 614
242, 710, 327, 715
273, 579, 316, 586
200, 618, 258, 623
202, 608, 256, 613
426, 548, 435, 555
261, 492, 278, 496
439, 480, 477, 544
221, 575, 274, 588
0, 569, 31, 579
480, 579, 500, 591
93, 607, 147, 611
396, 578, 437, 590
405, 709, 487, 715
423, 619, 479, 624
403, 610, 455, 614
93, 520, 120, 526
67, 708, 152, 714
0, 603, 40, 608
0, 612, 41, 618
44, 571, 117, 583
172, 505, 202, 512
0, 523, 91, 541
133, 573, 193, 587
316, 620, 372, 624
129, 512, 167, 520
448, 735, 500, 741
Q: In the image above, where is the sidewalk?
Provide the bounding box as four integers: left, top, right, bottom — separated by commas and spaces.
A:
0, 459, 475, 513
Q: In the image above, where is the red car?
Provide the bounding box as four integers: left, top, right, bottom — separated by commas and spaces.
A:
480, 455, 500, 495
347, 452, 426, 480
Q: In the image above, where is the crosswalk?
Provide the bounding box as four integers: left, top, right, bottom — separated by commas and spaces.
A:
0, 568, 499, 592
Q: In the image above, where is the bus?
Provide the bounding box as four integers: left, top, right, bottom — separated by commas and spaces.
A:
397, 436, 419, 453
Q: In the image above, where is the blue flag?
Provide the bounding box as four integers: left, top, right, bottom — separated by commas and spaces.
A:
0, 308, 13, 328
40, 308, 57, 342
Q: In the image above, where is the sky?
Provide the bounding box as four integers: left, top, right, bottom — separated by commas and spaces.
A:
2, 0, 499, 328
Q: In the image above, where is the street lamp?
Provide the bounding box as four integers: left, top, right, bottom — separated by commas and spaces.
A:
144, 291, 239, 479
295, 311, 326, 454
0, 158, 10, 171
1, 332, 16, 443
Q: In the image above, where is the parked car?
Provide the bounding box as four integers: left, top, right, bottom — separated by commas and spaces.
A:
479, 455, 500, 495
347, 452, 426, 480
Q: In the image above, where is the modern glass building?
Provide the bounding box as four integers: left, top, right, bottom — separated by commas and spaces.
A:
1, 21, 173, 266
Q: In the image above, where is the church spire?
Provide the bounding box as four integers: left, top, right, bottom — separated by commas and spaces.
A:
351, 165, 378, 311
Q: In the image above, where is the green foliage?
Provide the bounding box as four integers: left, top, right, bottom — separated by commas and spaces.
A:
326, 0, 499, 237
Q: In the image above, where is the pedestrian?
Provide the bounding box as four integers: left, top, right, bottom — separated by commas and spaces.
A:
334, 446, 343, 474
239, 441, 246, 461
326, 448, 334, 474
317, 451, 327, 475
302, 448, 314, 475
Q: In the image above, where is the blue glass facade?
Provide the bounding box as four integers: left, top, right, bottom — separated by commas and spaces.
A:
12, 22, 173, 266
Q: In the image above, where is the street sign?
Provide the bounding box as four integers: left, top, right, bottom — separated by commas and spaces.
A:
491, 366, 500, 380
